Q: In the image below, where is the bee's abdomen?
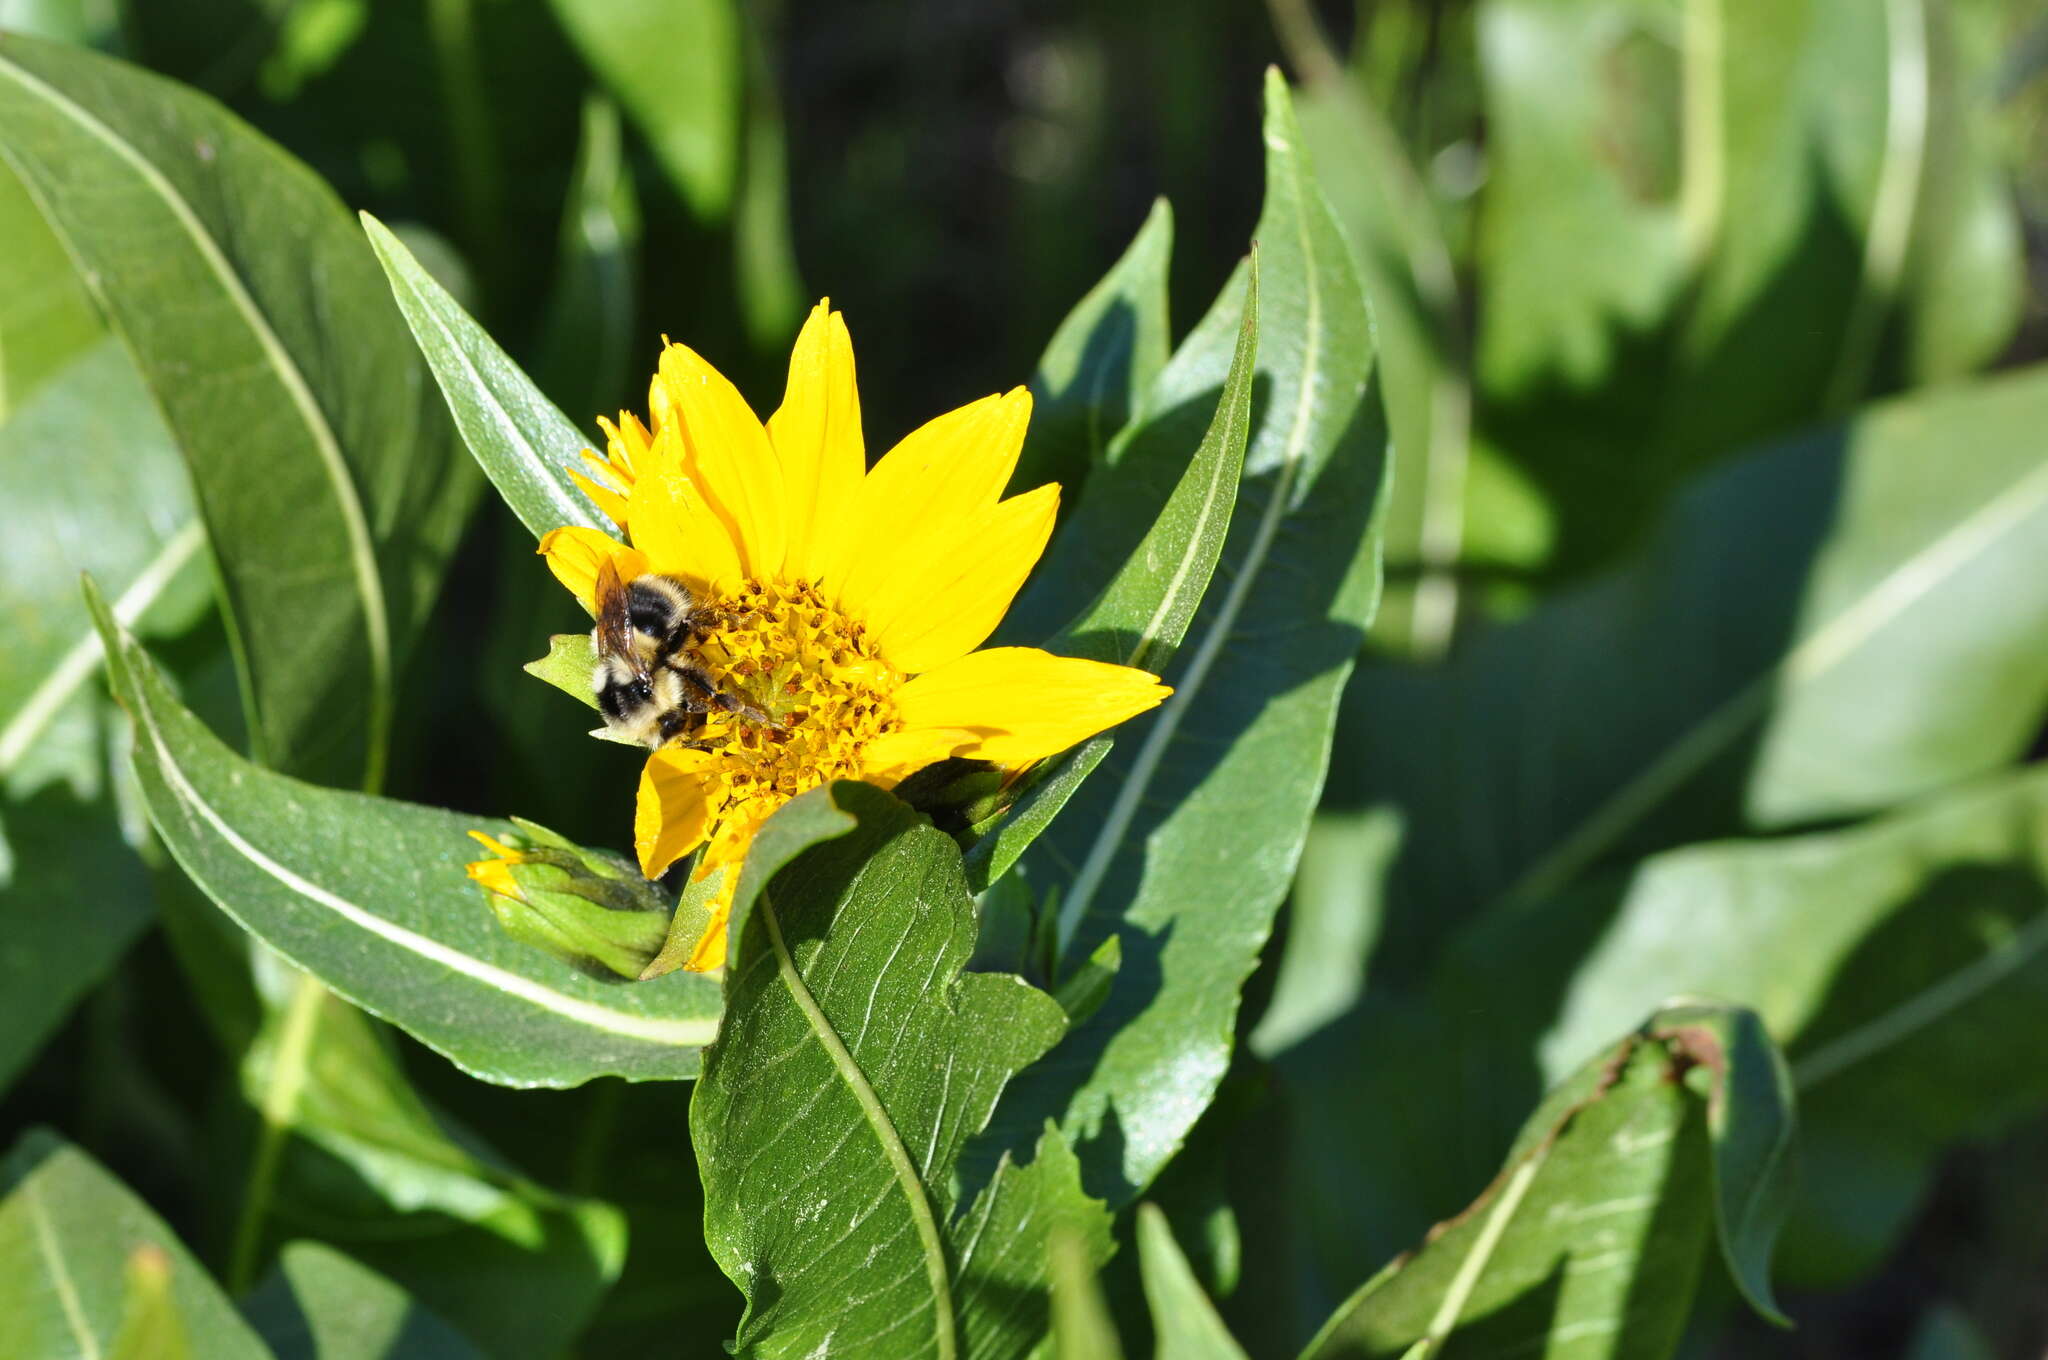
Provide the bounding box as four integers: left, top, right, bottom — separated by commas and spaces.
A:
591, 654, 647, 713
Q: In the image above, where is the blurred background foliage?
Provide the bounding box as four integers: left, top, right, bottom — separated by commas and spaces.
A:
4, 0, 2048, 1356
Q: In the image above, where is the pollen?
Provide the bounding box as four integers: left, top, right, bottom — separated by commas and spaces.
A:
682, 579, 900, 875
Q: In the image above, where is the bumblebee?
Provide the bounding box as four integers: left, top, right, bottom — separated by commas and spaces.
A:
591, 559, 774, 749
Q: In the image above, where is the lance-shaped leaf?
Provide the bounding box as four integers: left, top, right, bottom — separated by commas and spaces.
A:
693, 782, 1112, 1359
243, 1242, 486, 1360
987, 70, 1386, 1203
364, 213, 604, 542
1010, 198, 1175, 502
1475, 0, 2023, 574
1136, 1205, 1249, 1360
0, 1131, 269, 1360
1347, 360, 2048, 981
1301, 1005, 1794, 1359
967, 256, 1259, 893
0, 34, 476, 790
1451, 762, 2048, 1289
86, 581, 725, 1088
224, 958, 627, 1356
0, 156, 99, 419
0, 338, 211, 1095
1279, 43, 1480, 658
547, 0, 742, 224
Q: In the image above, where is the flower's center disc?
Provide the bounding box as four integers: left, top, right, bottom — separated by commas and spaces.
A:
687, 579, 898, 821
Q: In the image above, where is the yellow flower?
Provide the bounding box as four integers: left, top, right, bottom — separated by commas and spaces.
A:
464, 831, 527, 898
537, 301, 1171, 972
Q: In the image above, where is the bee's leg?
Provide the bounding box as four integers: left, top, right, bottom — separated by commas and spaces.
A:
670, 662, 780, 729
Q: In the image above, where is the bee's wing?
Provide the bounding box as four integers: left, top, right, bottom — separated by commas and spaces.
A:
592, 557, 640, 668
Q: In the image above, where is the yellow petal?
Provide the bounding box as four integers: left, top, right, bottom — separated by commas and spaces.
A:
636, 749, 714, 878
539, 526, 647, 613
833, 388, 1032, 620
891, 646, 1171, 767
768, 302, 865, 586
655, 342, 788, 579
861, 726, 980, 787
570, 465, 631, 530
863, 483, 1059, 675
627, 462, 746, 593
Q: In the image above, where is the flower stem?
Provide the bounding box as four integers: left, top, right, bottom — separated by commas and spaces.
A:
227, 967, 324, 1295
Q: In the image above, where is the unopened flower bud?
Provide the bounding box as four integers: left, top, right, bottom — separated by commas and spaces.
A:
465, 820, 670, 980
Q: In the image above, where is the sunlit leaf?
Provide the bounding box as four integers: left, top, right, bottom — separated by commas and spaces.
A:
87, 582, 723, 1088
243, 1241, 486, 1360
1301, 1005, 1792, 1359
1475, 0, 2024, 574
693, 782, 1112, 1359
985, 70, 1386, 1205
0, 35, 477, 790
0, 155, 98, 420
0, 1131, 268, 1360
548, 0, 741, 224
967, 256, 1258, 893
0, 337, 210, 1094
1135, 1205, 1248, 1360
364, 213, 604, 543
1455, 764, 2048, 1288
1011, 198, 1174, 503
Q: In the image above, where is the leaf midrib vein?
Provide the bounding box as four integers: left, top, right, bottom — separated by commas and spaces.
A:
0, 520, 203, 776
0, 53, 393, 790
1502, 450, 2048, 911
1057, 131, 1322, 951
1792, 900, 2048, 1088
760, 892, 956, 1360
26, 1184, 101, 1360
371, 221, 599, 537
125, 653, 717, 1049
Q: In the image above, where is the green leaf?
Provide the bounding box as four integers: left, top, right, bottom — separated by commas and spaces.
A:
1455, 763, 2048, 1288
988, 69, 1387, 1204
1248, 808, 1402, 1059
1628, 1004, 1795, 1326
1300, 1010, 1779, 1360
1279, 52, 1479, 657
1011, 198, 1174, 502
532, 95, 641, 422
966, 252, 1258, 894
87, 582, 723, 1087
1350, 360, 2048, 973
0, 1130, 269, 1360
732, 8, 804, 348
0, 34, 477, 790
1300, 365, 2048, 1289
0, 155, 99, 420
692, 782, 1112, 1359
107, 1243, 192, 1360
243, 1242, 486, 1360
363, 212, 606, 542
1474, 0, 2024, 574
1048, 1229, 1124, 1360
226, 964, 626, 1355
1136, 1205, 1249, 1360
522, 633, 601, 712
548, 0, 742, 223
0, 337, 211, 1094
